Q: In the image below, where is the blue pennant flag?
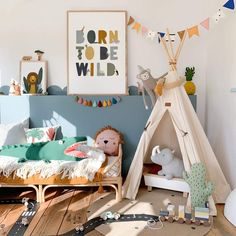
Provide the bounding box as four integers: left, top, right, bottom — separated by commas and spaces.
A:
159, 32, 166, 38
223, 0, 235, 10
158, 32, 166, 43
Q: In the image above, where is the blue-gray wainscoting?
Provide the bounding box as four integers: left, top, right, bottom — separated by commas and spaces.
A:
0, 95, 196, 176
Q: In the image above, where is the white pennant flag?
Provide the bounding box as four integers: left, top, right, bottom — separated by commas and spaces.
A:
212, 9, 226, 23
146, 30, 157, 40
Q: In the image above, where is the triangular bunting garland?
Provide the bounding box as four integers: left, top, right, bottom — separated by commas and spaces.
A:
165, 33, 176, 42
159, 32, 166, 38
127, 16, 135, 26
157, 32, 166, 43
177, 30, 186, 40
200, 18, 210, 30
187, 26, 199, 38
141, 26, 148, 35
147, 30, 156, 40
213, 9, 226, 23
223, 0, 235, 10
132, 22, 141, 33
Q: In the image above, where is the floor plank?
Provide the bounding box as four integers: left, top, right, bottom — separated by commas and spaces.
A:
30, 188, 74, 236
57, 190, 89, 234
24, 189, 58, 236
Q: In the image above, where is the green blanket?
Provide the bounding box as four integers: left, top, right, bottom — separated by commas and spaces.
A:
0, 136, 87, 162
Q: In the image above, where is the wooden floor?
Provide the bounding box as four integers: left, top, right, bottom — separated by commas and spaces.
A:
0, 187, 235, 236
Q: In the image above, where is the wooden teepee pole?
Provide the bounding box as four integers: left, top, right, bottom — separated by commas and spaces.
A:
166, 28, 175, 60
159, 33, 176, 71
175, 30, 187, 61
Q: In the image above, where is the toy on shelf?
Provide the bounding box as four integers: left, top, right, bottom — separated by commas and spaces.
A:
183, 163, 214, 208
151, 145, 184, 179
22, 56, 32, 61
184, 67, 196, 95
34, 50, 44, 61
9, 79, 21, 96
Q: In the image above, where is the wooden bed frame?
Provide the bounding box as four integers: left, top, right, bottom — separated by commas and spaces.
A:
0, 145, 123, 203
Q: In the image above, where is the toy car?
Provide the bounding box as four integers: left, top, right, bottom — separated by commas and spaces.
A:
100, 211, 120, 221
75, 224, 84, 232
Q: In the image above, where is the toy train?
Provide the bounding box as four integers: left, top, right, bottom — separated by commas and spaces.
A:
159, 204, 211, 227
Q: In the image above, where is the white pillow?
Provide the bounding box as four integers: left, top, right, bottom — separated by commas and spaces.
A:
0, 118, 29, 148
24, 126, 59, 143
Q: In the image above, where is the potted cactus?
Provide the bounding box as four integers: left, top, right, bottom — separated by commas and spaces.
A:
184, 67, 196, 95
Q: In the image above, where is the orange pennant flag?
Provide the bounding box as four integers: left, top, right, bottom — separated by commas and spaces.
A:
200, 18, 210, 30
132, 22, 141, 33
187, 26, 199, 38
127, 16, 135, 26
177, 30, 186, 40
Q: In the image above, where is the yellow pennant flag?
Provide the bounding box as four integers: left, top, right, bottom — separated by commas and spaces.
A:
127, 16, 135, 26
187, 26, 199, 38
132, 22, 141, 33
177, 30, 186, 40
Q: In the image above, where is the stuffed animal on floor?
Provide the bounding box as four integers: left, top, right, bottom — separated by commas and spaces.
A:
183, 163, 214, 208
136, 65, 167, 109
151, 145, 184, 180
94, 126, 124, 156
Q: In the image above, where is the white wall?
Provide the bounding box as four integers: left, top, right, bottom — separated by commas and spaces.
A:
206, 0, 236, 188
0, 0, 211, 125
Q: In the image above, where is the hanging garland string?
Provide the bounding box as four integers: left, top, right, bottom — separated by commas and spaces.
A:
75, 96, 121, 108
128, 0, 235, 41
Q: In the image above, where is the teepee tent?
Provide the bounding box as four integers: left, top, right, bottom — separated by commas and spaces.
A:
122, 30, 231, 215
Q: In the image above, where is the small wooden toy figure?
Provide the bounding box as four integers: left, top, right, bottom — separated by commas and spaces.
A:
9, 79, 21, 96
14, 81, 21, 96
34, 50, 44, 61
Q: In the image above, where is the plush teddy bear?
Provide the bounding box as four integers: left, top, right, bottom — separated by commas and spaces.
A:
151, 145, 184, 180
183, 163, 214, 208
94, 126, 124, 156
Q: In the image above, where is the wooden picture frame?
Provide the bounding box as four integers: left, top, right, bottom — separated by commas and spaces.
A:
20, 60, 47, 95
67, 10, 127, 95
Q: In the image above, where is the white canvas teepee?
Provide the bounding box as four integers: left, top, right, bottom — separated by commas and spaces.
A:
122, 30, 231, 214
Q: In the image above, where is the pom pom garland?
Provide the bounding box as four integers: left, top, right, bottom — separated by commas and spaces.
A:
75, 96, 121, 108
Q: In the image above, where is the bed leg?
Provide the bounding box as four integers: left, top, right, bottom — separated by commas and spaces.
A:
38, 185, 43, 203
116, 179, 122, 202
147, 186, 152, 192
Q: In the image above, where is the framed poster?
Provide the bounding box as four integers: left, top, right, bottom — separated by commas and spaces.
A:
67, 10, 127, 95
20, 60, 47, 94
